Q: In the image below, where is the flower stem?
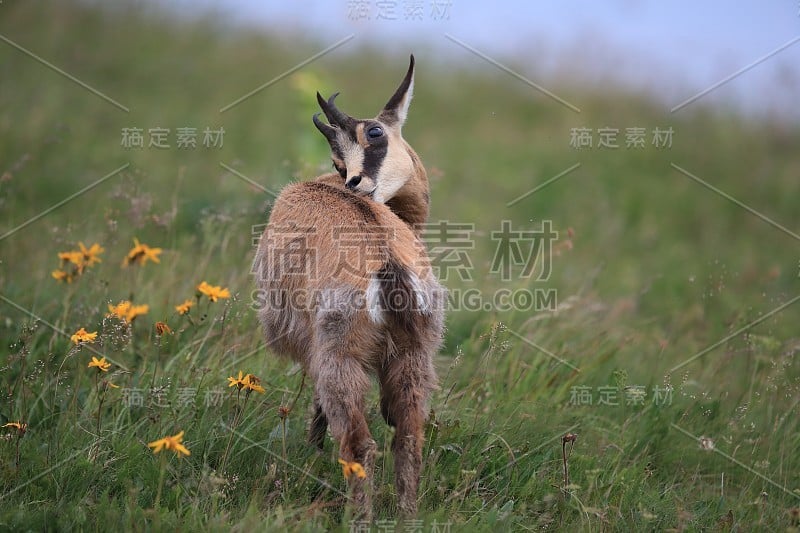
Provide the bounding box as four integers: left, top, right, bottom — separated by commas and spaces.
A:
14, 436, 21, 470
280, 416, 288, 490
287, 371, 307, 415
95, 373, 104, 437
97, 395, 104, 436
220, 388, 243, 470
154, 453, 166, 509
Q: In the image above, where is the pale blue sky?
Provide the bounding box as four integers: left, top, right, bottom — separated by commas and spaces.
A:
174, 0, 800, 118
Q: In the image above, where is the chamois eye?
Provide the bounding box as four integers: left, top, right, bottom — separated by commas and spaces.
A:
367, 126, 384, 139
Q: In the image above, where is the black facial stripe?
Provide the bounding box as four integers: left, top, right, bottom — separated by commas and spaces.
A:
327, 131, 343, 155
332, 161, 346, 177
362, 136, 388, 181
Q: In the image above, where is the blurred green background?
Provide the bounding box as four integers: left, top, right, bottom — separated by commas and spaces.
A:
0, 1, 799, 530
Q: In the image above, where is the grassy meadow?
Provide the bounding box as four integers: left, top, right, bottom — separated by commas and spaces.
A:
1, 2, 799, 530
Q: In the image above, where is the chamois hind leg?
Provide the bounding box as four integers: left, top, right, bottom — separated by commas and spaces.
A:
379, 349, 437, 516
311, 317, 377, 519
308, 392, 328, 450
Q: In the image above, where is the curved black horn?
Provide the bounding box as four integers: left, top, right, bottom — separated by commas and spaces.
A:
312, 113, 338, 144
317, 91, 354, 128
379, 54, 415, 125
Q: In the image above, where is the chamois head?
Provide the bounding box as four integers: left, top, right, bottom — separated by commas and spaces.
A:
313, 55, 419, 204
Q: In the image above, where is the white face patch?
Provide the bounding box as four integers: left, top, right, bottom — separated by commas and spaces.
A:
334, 123, 414, 203
338, 133, 365, 184
371, 134, 413, 204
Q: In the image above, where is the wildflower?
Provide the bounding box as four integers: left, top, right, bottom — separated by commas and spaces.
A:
128, 304, 149, 321
227, 371, 246, 389
175, 299, 194, 315
88, 356, 111, 372
71, 327, 98, 345
55, 249, 87, 279
243, 374, 265, 394
562, 432, 578, 445
107, 301, 131, 320
2, 421, 27, 435
147, 430, 190, 456
107, 300, 149, 323
52, 242, 104, 283
197, 281, 231, 302
78, 242, 104, 267
338, 458, 367, 480
123, 238, 162, 267
52, 269, 74, 283
154, 321, 172, 336
58, 250, 86, 272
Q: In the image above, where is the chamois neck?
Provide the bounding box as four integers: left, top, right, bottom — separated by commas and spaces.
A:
388, 147, 430, 232
387, 185, 429, 232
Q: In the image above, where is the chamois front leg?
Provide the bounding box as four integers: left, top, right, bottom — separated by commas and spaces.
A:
380, 350, 437, 516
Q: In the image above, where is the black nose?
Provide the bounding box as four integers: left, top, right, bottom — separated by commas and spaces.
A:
346, 175, 362, 189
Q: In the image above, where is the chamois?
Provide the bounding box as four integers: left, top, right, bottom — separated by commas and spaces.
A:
252, 56, 444, 517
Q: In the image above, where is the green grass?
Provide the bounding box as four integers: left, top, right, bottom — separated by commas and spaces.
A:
1, 1, 799, 530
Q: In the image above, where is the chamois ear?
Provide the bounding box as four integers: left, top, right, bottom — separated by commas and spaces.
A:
378, 54, 415, 128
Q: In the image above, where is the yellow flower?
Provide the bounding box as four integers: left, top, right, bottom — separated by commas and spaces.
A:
338, 459, 367, 480
78, 242, 104, 267
58, 250, 85, 269
53, 242, 103, 283
58, 250, 87, 276
88, 356, 111, 372
197, 281, 231, 302
243, 374, 265, 394
154, 321, 172, 336
2, 421, 27, 435
148, 430, 190, 456
175, 299, 194, 315
227, 372, 265, 393
123, 238, 162, 267
52, 269, 74, 283
71, 327, 98, 345
107, 301, 149, 323
227, 371, 246, 389
128, 304, 149, 321
107, 301, 132, 320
